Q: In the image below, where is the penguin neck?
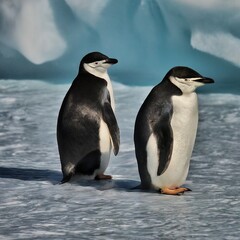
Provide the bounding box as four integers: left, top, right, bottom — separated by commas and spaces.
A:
160, 77, 182, 96
169, 76, 197, 94
82, 63, 115, 111
104, 74, 115, 112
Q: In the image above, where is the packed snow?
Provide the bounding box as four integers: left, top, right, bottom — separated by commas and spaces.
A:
0, 80, 239, 239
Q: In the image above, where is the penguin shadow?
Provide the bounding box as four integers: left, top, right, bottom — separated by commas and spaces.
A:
0, 166, 140, 191
68, 176, 141, 192
0, 166, 61, 184
68, 176, 193, 195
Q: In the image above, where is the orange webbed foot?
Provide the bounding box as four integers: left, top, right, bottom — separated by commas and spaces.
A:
160, 187, 191, 195
95, 174, 112, 180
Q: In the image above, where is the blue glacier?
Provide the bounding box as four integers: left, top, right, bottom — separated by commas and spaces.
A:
0, 0, 240, 93
0, 1, 240, 239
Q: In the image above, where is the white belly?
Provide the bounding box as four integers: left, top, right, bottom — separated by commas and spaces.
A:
147, 93, 199, 189
94, 119, 112, 176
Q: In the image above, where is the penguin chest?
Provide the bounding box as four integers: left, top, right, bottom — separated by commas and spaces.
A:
164, 93, 198, 186
147, 93, 199, 189
170, 93, 199, 164
97, 119, 112, 174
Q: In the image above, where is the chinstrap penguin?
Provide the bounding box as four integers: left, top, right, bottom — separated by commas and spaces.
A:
57, 52, 120, 183
134, 66, 214, 195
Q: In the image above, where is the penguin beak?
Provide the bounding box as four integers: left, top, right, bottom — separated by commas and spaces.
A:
194, 77, 214, 84
105, 58, 118, 65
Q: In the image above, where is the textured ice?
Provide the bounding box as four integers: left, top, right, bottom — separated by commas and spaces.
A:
1, 0, 240, 91
0, 80, 240, 239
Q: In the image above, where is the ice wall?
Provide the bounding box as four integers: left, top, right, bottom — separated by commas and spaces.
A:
0, 0, 66, 64
0, 0, 240, 93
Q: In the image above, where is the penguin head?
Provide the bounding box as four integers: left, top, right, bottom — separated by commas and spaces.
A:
79, 52, 118, 77
166, 66, 214, 93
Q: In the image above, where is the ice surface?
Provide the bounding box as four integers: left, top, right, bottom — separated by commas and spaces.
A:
0, 80, 239, 239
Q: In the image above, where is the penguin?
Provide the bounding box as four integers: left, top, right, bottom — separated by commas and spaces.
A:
134, 66, 214, 195
57, 52, 120, 183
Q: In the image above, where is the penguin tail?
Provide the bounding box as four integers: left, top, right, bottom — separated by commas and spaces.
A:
59, 174, 72, 184
131, 184, 142, 190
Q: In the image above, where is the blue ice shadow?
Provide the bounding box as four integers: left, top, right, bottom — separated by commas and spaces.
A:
0, 166, 140, 191
0, 166, 61, 184
68, 177, 141, 192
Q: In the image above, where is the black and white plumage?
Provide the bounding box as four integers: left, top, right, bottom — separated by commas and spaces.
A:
57, 52, 119, 183
134, 66, 214, 195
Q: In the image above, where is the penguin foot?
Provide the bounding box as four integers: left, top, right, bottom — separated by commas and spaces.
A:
159, 187, 191, 195
95, 174, 112, 180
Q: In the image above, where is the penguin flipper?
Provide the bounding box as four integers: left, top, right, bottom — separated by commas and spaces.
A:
153, 106, 173, 176
102, 102, 120, 155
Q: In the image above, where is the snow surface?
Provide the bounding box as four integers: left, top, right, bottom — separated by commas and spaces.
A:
0, 80, 240, 239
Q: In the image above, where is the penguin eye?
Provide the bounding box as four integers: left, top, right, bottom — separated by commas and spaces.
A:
94, 62, 99, 65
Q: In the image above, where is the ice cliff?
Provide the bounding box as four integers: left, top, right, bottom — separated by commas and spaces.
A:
0, 0, 240, 93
